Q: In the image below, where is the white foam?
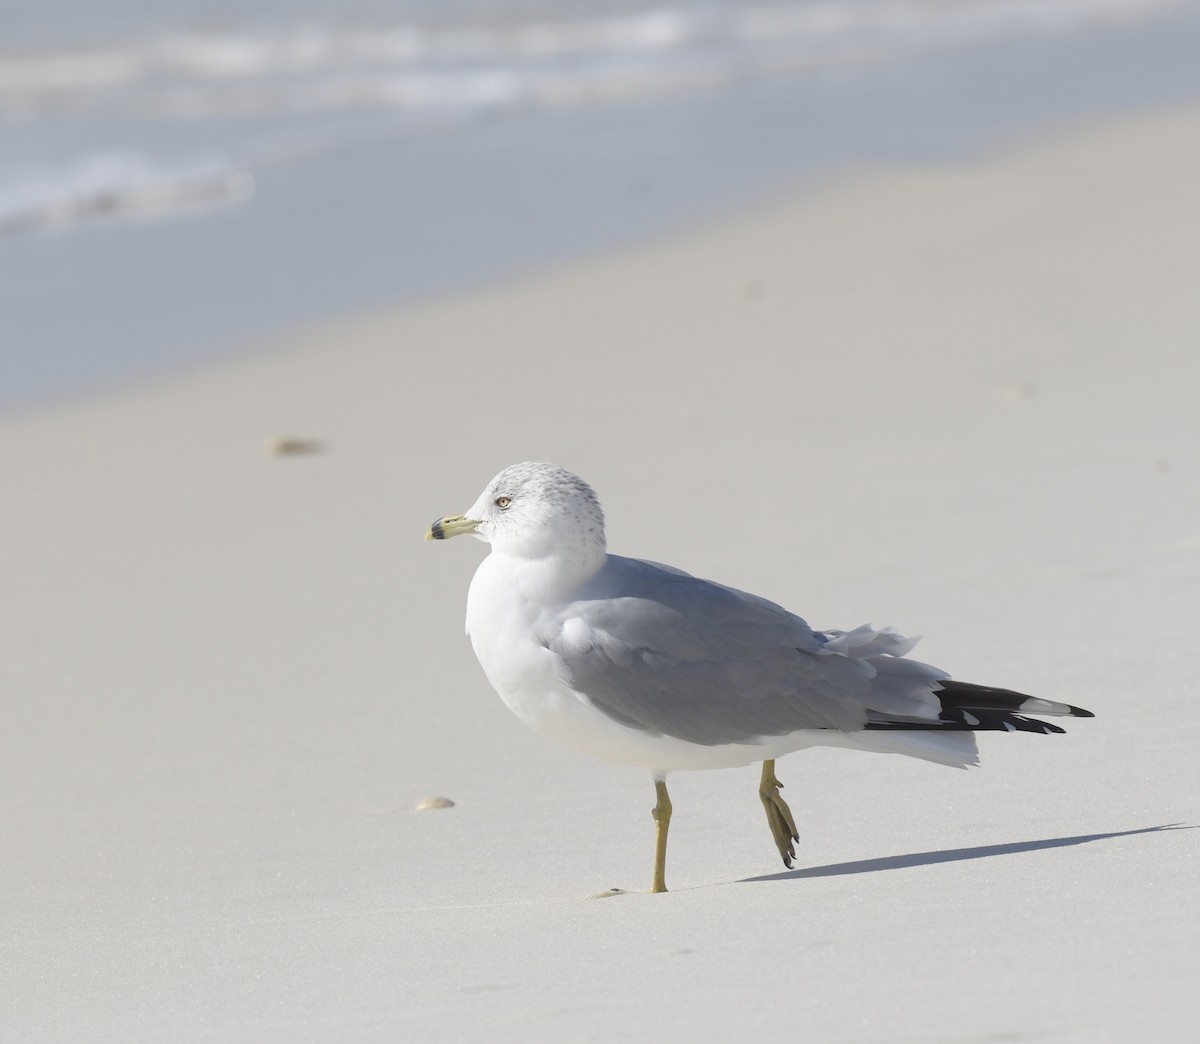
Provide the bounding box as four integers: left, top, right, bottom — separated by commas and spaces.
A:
0, 0, 1186, 234
0, 1, 1184, 115
0, 152, 255, 235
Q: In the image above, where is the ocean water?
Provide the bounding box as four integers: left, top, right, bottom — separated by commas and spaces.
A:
4, 0, 1200, 413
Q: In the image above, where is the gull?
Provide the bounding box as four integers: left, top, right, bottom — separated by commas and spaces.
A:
427, 461, 1093, 893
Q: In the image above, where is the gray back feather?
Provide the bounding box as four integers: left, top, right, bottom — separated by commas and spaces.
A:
536, 555, 948, 746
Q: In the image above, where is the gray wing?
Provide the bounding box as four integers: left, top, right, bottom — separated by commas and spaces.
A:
535, 555, 948, 746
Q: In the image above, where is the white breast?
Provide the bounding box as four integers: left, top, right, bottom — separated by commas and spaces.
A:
466, 553, 593, 741
467, 556, 553, 708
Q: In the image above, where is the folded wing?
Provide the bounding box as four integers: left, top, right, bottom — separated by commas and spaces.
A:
537, 555, 952, 746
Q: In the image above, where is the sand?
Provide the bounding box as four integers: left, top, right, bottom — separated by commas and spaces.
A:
3, 105, 1199, 1042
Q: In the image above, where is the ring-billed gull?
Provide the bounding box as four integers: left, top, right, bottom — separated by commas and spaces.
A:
428, 461, 1093, 893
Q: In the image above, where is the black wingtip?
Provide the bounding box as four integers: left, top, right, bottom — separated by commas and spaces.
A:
933, 680, 1095, 720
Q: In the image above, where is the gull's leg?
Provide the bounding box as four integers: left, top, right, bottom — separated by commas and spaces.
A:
650, 777, 672, 893
759, 760, 799, 869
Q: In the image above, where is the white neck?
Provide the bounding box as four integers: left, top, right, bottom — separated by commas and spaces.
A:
491, 543, 605, 606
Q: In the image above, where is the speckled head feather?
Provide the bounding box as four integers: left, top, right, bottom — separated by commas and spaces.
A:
466, 461, 606, 562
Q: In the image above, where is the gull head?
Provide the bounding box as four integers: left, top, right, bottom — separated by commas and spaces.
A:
427, 461, 607, 564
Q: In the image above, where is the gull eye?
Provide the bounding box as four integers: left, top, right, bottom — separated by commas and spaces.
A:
495, 496, 511, 509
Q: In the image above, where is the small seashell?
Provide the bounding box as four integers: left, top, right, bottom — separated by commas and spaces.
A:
415, 796, 455, 811
1001, 382, 1036, 400
267, 436, 323, 457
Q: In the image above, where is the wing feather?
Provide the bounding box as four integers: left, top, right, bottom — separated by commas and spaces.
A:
537, 555, 946, 746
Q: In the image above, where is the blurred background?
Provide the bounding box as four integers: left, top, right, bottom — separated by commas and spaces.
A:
4, 0, 1200, 416
6, 7, 1200, 1039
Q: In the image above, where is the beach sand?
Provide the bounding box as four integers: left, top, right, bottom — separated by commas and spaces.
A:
3, 104, 1199, 1041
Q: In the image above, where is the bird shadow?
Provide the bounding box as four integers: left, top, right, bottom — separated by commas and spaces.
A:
739, 823, 1194, 884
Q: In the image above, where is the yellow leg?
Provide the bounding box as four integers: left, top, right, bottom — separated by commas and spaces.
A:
650, 778, 672, 893
759, 760, 799, 869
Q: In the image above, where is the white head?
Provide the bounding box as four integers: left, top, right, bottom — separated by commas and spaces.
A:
428, 462, 606, 565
